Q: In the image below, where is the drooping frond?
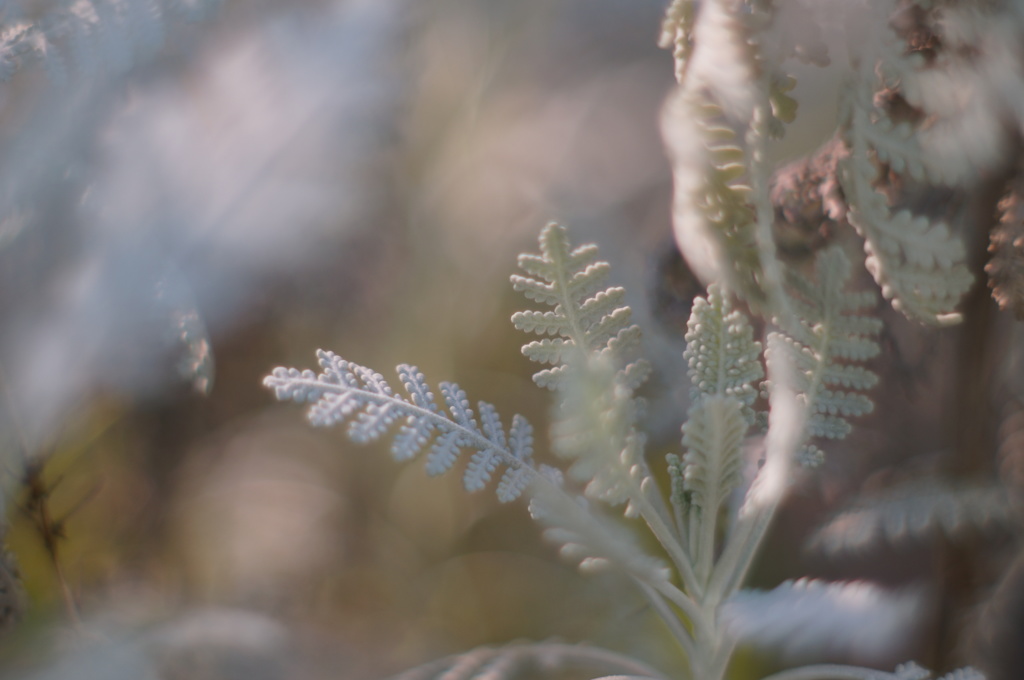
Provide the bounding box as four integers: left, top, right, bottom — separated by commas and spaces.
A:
386, 641, 668, 680
808, 481, 1018, 556
724, 578, 923, 660
511, 222, 650, 392
768, 247, 881, 442
683, 283, 763, 422
659, 0, 804, 319
264, 351, 536, 502
838, 32, 973, 325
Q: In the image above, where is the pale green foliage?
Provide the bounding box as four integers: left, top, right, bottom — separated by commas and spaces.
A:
838, 69, 974, 325
809, 482, 1018, 556
683, 283, 763, 422
511, 222, 650, 392
661, 0, 988, 326
676, 284, 763, 579
770, 247, 881, 441
264, 225, 982, 680
261, 0, 1000, 676
681, 396, 746, 519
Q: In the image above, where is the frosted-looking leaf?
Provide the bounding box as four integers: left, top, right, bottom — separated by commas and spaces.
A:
512, 223, 649, 394
265, 354, 536, 501
808, 481, 1019, 555
722, 579, 923, 660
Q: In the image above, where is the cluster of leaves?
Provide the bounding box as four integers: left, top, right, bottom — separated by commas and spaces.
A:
264, 223, 976, 680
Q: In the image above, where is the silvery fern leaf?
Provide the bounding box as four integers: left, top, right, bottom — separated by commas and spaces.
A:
722, 579, 923, 660
529, 467, 672, 584
768, 247, 881, 442
838, 64, 973, 325
386, 642, 667, 680
660, 0, 797, 316
808, 481, 1019, 556
683, 283, 763, 423
264, 351, 536, 502
550, 353, 649, 511
681, 396, 746, 520
511, 222, 650, 392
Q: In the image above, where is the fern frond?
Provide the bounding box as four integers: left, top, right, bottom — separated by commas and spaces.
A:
386, 641, 668, 680
808, 481, 1019, 556
838, 57, 973, 325
723, 579, 923, 659
682, 396, 746, 515
680, 395, 748, 583
550, 353, 651, 516
769, 247, 881, 443
264, 351, 536, 502
661, 0, 795, 316
683, 283, 763, 423
511, 223, 649, 392
529, 467, 672, 584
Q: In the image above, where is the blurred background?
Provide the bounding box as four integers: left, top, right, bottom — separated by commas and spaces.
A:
0, 0, 693, 677
0, 1, 1018, 679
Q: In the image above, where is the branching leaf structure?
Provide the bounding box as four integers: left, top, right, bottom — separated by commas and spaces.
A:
511, 224, 699, 596
511, 222, 650, 393
676, 284, 763, 583
265, 222, 980, 680
769, 247, 881, 443
834, 16, 974, 326
264, 352, 536, 502
808, 481, 1018, 556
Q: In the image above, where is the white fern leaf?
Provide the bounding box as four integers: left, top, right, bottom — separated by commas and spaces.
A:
264, 352, 537, 501
529, 471, 671, 584
682, 396, 746, 517
808, 481, 1019, 556
769, 247, 881, 446
723, 579, 923, 660
511, 223, 649, 392
683, 283, 763, 422
838, 61, 974, 325
551, 354, 645, 510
